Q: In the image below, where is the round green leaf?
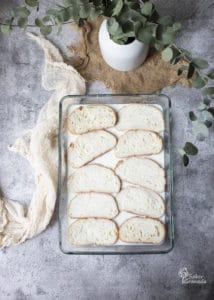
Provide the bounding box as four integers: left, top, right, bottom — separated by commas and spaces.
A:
204, 120, 213, 128
12, 7, 30, 18
192, 75, 207, 89
187, 63, 195, 79
160, 27, 176, 45
203, 87, 214, 96
208, 107, 214, 117
189, 111, 197, 121
159, 15, 173, 26
207, 71, 214, 79
18, 17, 28, 28
35, 18, 44, 27
183, 142, 198, 156
0, 24, 11, 34
173, 22, 182, 31
137, 25, 155, 44
40, 25, 52, 36
192, 58, 209, 69
161, 47, 173, 61
203, 98, 211, 106
183, 154, 189, 166
154, 42, 165, 51
141, 2, 153, 16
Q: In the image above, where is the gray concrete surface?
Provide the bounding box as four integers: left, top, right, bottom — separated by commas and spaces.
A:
0, 1, 214, 299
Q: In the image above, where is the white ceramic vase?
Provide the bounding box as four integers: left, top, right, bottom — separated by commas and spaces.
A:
98, 20, 149, 72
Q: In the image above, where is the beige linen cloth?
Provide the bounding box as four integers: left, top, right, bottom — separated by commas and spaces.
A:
0, 33, 86, 248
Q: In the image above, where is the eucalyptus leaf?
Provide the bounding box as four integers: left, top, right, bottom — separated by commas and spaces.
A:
183, 142, 198, 156
173, 22, 182, 31
40, 25, 52, 36
161, 47, 173, 61
0, 24, 11, 34
192, 58, 209, 69
137, 24, 156, 44
204, 120, 213, 128
112, 0, 123, 16
203, 87, 214, 96
159, 15, 173, 26
160, 27, 177, 45
183, 154, 189, 166
43, 16, 52, 23
187, 63, 195, 79
208, 107, 214, 117
189, 111, 197, 121
141, 2, 153, 16
154, 42, 165, 51
203, 98, 211, 106
207, 71, 214, 79
192, 75, 207, 89
35, 18, 44, 27
17, 17, 28, 28
11, 7, 30, 18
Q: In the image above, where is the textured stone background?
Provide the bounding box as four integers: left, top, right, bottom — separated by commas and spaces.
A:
0, 1, 214, 299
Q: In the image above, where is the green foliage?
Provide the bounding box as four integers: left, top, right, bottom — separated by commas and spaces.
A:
179, 142, 198, 166
161, 47, 173, 61
1, 0, 213, 167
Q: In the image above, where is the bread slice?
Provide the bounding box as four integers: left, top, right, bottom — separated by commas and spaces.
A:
68, 193, 118, 218
67, 105, 116, 134
68, 164, 121, 193
115, 157, 165, 192
116, 104, 164, 132
69, 130, 117, 168
115, 130, 162, 158
116, 187, 165, 218
68, 218, 118, 246
119, 217, 165, 244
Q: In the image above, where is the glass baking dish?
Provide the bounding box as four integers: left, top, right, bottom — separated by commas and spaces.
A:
58, 94, 174, 254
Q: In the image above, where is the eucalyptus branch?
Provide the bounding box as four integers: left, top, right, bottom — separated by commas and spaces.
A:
0, 0, 213, 167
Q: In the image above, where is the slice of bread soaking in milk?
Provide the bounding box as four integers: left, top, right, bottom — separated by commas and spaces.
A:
68, 193, 118, 219
67, 105, 117, 134
68, 218, 118, 246
119, 217, 165, 244
69, 130, 117, 168
68, 164, 121, 193
116, 187, 165, 218
115, 157, 165, 192
116, 104, 164, 132
115, 130, 162, 158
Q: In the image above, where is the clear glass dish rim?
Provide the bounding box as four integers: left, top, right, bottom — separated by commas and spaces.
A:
57, 93, 174, 255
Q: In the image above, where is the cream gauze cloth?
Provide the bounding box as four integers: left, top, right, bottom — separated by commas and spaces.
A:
0, 33, 86, 248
